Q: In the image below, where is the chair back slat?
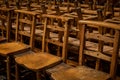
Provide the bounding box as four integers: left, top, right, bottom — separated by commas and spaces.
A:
15, 10, 38, 50
42, 14, 73, 62
79, 20, 120, 79
0, 8, 13, 42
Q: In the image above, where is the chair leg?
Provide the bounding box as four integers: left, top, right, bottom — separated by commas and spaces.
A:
36, 71, 42, 80
15, 63, 19, 80
6, 56, 11, 80
43, 71, 48, 80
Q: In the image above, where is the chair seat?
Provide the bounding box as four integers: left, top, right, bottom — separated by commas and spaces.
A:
68, 41, 120, 58
0, 42, 30, 56
51, 66, 120, 80
0, 36, 6, 42
15, 52, 62, 71
46, 63, 72, 75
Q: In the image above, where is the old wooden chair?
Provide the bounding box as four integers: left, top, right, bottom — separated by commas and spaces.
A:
49, 20, 120, 80
0, 5, 14, 42
61, 7, 104, 65
46, 6, 105, 74
0, 9, 39, 80
14, 14, 72, 80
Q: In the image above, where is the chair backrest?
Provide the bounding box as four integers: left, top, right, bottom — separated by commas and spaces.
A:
76, 7, 83, 20
70, 7, 103, 38
41, 3, 47, 14
4, 0, 9, 8
16, 0, 26, 9
55, 5, 60, 15
79, 20, 120, 79
0, 8, 13, 42
42, 14, 73, 62
15, 10, 39, 50
74, 0, 78, 8
16, 1, 21, 9
26, 0, 31, 11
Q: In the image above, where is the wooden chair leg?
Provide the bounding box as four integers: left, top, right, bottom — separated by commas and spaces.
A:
15, 63, 19, 80
6, 56, 11, 80
43, 71, 48, 80
36, 71, 42, 80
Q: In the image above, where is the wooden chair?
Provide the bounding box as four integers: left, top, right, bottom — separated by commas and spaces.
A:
49, 20, 120, 80
0, 7, 14, 42
15, 9, 40, 50
0, 10, 39, 80
61, 7, 104, 65
14, 14, 72, 80
46, 5, 104, 71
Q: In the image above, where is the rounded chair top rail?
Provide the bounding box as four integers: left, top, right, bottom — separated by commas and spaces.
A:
79, 20, 120, 30
42, 14, 73, 21
15, 9, 39, 16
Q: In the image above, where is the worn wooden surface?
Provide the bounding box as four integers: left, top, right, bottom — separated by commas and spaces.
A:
50, 20, 120, 80
79, 20, 120, 79
14, 14, 72, 80
46, 63, 72, 75
51, 66, 120, 80
79, 20, 120, 30
15, 52, 62, 71
0, 42, 30, 56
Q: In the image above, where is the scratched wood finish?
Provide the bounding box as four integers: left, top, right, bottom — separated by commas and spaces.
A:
15, 14, 72, 80
0, 7, 39, 80
46, 63, 72, 75
0, 42, 30, 56
51, 20, 120, 80
79, 20, 120, 80
15, 52, 62, 71
51, 66, 120, 80
0, 36, 6, 42
52, 66, 109, 80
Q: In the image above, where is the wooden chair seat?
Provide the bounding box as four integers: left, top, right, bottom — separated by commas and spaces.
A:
68, 37, 79, 46
15, 52, 62, 71
51, 66, 120, 80
46, 63, 72, 75
62, 12, 97, 20
0, 42, 30, 56
12, 25, 79, 44
104, 19, 120, 24
23, 26, 44, 35
35, 10, 57, 15
105, 19, 120, 24
31, 3, 41, 9
11, 23, 16, 29
28, 28, 80, 47
112, 17, 120, 21
49, 32, 81, 47
12, 25, 44, 40
0, 36, 6, 42
45, 5, 72, 12
68, 40, 120, 57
